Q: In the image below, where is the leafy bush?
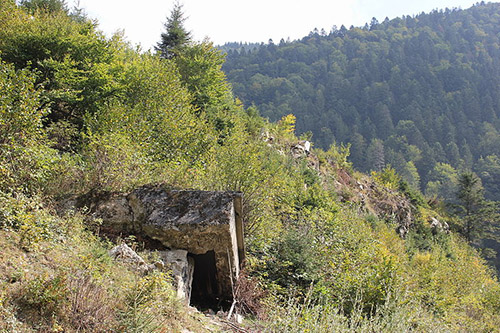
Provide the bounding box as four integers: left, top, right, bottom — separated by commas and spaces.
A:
0, 3, 116, 125
372, 165, 401, 190
263, 226, 322, 293
21, 272, 68, 317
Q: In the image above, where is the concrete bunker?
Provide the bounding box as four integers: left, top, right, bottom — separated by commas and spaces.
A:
93, 186, 244, 309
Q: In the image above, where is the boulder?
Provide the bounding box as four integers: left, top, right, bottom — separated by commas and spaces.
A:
291, 141, 311, 158
109, 243, 156, 274
430, 217, 449, 234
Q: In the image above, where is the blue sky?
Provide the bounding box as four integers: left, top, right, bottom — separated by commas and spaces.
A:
68, 0, 484, 49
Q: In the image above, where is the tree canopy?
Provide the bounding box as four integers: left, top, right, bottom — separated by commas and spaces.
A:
222, 2, 500, 202
455, 172, 497, 242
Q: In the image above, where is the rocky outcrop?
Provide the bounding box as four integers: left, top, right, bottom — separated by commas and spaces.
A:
93, 186, 244, 306
109, 244, 196, 303
323, 159, 416, 238
430, 217, 449, 234
290, 140, 311, 158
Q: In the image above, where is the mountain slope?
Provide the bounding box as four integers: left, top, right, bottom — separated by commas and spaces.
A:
223, 2, 500, 201
1, 1, 500, 331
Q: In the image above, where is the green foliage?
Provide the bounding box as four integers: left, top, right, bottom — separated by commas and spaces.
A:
1, 2, 500, 331
276, 114, 297, 140
322, 142, 352, 170
262, 226, 321, 292
19, 0, 68, 14
400, 160, 420, 190
262, 293, 447, 332
302, 167, 319, 186
0, 192, 37, 230
22, 272, 68, 316
405, 218, 449, 254
81, 131, 154, 193
0, 60, 78, 194
372, 165, 401, 190
243, 104, 266, 137
174, 41, 232, 112
367, 139, 385, 172
119, 272, 177, 332
198, 124, 294, 246
0, 191, 75, 250
425, 162, 459, 201
0, 2, 117, 126
0, 61, 46, 146
398, 180, 426, 207
477, 155, 500, 201
406, 237, 500, 331
454, 171, 498, 242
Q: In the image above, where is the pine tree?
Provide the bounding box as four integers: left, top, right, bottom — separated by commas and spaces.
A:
455, 172, 497, 242
367, 138, 385, 171
155, 1, 191, 59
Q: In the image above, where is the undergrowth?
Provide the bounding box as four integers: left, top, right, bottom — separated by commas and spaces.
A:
0, 194, 214, 332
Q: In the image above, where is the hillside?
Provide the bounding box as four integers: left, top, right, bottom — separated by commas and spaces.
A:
1, 1, 500, 331
223, 2, 500, 202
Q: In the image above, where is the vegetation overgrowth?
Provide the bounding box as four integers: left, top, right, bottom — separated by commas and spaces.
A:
223, 2, 500, 199
223, 1, 500, 274
0, 1, 499, 331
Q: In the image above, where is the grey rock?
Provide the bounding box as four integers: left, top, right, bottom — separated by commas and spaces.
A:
430, 217, 449, 234
109, 243, 154, 274
291, 140, 311, 158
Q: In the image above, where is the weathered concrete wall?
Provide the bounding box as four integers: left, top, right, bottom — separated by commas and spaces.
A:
92, 185, 244, 303
159, 249, 194, 302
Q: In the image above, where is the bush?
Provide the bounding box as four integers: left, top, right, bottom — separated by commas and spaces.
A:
372, 166, 401, 190
21, 272, 68, 317
119, 272, 179, 332
261, 292, 447, 332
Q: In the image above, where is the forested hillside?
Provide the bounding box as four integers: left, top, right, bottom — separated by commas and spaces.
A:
223, 2, 500, 202
1, 1, 500, 331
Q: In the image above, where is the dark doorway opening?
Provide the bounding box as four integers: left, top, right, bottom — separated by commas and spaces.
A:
190, 251, 219, 310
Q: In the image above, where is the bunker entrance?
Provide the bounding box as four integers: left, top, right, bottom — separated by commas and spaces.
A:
189, 251, 219, 309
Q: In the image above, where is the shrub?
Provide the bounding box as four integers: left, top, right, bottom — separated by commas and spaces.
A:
372, 165, 401, 190
119, 272, 178, 332
261, 292, 447, 332
21, 272, 69, 317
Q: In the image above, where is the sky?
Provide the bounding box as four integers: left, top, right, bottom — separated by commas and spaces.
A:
67, 0, 484, 49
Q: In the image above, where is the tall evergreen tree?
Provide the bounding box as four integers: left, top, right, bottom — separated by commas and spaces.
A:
367, 138, 385, 171
455, 172, 497, 242
156, 1, 191, 59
